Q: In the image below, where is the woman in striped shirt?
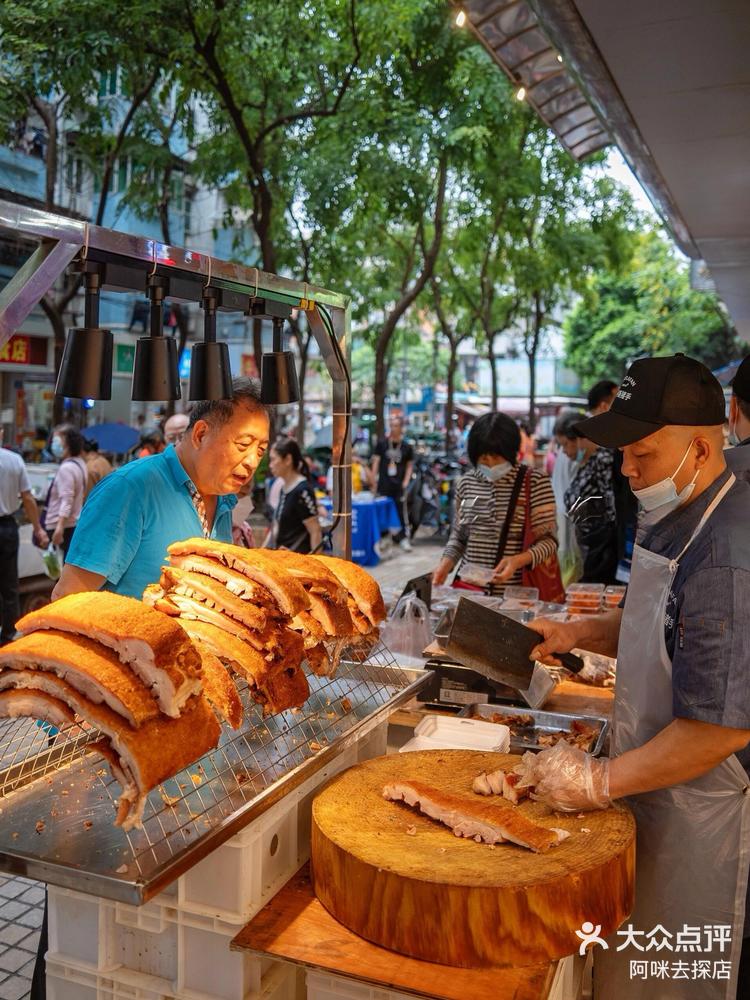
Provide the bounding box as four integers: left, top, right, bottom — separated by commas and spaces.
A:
432, 413, 558, 596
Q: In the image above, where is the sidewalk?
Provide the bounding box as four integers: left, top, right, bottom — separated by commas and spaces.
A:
0, 876, 44, 999
368, 532, 443, 589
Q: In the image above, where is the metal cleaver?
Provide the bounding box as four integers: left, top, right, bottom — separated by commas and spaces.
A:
445, 598, 585, 709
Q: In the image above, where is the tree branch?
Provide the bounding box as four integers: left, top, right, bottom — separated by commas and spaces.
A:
375, 151, 448, 354
254, 0, 361, 145
95, 67, 160, 226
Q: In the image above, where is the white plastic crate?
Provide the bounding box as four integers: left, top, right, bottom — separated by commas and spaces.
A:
306, 971, 414, 1000
46, 952, 301, 1000
47, 723, 386, 996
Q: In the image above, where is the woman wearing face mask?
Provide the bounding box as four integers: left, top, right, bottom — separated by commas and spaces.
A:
44, 425, 87, 557
558, 411, 618, 584
432, 412, 558, 595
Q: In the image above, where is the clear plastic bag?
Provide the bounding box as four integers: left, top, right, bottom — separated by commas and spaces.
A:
41, 544, 63, 580
380, 592, 432, 659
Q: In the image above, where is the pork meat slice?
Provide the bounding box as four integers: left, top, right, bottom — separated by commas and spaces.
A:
383, 779, 569, 853
0, 670, 220, 831
0, 631, 161, 729
16, 591, 202, 717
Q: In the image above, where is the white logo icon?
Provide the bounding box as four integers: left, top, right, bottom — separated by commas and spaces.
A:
576, 921, 610, 956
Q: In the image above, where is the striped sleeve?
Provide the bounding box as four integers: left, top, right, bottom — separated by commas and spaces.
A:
526, 469, 558, 568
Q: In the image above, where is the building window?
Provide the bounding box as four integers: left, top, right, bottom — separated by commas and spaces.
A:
98, 68, 120, 98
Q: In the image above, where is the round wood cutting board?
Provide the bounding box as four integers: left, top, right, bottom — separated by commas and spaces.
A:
311, 750, 635, 968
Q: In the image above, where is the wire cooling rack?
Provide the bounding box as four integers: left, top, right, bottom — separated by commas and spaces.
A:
0, 642, 428, 904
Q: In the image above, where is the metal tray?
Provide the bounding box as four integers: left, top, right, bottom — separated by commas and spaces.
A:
0, 648, 430, 905
459, 702, 609, 757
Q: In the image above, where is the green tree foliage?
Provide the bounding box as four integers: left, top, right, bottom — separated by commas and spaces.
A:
564, 232, 741, 381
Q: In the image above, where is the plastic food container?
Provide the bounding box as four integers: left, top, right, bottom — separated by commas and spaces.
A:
457, 562, 494, 587
566, 583, 604, 614
399, 714, 510, 754
503, 585, 540, 605
603, 585, 626, 609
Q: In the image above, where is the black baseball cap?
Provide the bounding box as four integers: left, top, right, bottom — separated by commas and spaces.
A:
730, 356, 750, 403
574, 354, 726, 448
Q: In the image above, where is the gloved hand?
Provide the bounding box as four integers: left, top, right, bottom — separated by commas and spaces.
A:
514, 742, 611, 812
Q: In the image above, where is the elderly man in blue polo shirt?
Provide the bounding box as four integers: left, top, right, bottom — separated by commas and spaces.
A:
53, 376, 269, 600
32, 377, 269, 1000
527, 355, 750, 1000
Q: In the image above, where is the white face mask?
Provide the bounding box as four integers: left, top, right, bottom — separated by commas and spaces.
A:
478, 461, 512, 482
728, 417, 740, 448
632, 440, 699, 520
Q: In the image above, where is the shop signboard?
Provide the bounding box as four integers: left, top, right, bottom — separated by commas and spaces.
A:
0, 335, 48, 366
115, 343, 135, 374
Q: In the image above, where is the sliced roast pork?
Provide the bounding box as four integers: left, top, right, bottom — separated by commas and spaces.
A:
16, 592, 202, 717
383, 779, 569, 853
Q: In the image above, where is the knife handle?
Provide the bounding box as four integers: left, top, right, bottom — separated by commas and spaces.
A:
556, 652, 585, 674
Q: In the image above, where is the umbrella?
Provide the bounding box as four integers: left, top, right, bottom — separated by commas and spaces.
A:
85, 423, 140, 454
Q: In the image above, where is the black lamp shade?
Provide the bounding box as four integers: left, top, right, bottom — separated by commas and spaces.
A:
188, 341, 233, 401
55, 327, 113, 400
260, 351, 300, 404
132, 336, 181, 401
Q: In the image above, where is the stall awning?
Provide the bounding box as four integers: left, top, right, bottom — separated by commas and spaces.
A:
455, 0, 611, 161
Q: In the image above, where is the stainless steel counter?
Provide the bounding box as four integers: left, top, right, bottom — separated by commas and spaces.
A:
0, 648, 430, 904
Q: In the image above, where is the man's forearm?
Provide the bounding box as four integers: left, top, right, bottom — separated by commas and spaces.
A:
570, 609, 622, 657
609, 718, 750, 799
21, 494, 43, 532
52, 564, 106, 600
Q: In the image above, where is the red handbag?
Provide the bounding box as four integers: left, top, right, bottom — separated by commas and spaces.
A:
521, 469, 565, 603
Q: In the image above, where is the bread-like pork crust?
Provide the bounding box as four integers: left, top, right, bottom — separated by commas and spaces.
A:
0, 670, 220, 830
0, 631, 161, 729
191, 641, 243, 729
167, 538, 309, 616
17, 591, 201, 716
310, 555, 386, 626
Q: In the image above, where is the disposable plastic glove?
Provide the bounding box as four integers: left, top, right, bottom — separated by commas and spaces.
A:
515, 741, 611, 812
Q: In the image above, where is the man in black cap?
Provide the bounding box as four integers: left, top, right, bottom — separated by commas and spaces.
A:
727, 355, 750, 475
525, 354, 750, 999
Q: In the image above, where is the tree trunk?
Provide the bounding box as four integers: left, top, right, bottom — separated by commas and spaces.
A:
163, 304, 191, 418
526, 296, 544, 433
487, 333, 498, 412
527, 346, 537, 434
296, 354, 307, 444
44, 107, 58, 208
445, 341, 458, 453
373, 343, 389, 441
373, 154, 448, 439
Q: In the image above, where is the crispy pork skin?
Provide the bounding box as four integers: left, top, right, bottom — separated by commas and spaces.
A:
16, 592, 201, 717
167, 539, 310, 616
0, 631, 161, 729
0, 670, 220, 831
383, 779, 569, 853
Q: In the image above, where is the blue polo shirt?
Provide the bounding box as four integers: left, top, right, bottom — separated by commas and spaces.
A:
66, 446, 236, 598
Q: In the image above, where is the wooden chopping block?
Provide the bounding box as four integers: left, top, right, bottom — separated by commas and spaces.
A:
312, 750, 634, 969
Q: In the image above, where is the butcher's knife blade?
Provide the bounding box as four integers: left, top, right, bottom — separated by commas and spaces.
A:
445, 598, 584, 709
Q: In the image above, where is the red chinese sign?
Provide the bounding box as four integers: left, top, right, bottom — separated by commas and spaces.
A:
0, 336, 30, 364
0, 335, 48, 366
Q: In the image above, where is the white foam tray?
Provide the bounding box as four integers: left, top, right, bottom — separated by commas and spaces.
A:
399, 714, 510, 754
